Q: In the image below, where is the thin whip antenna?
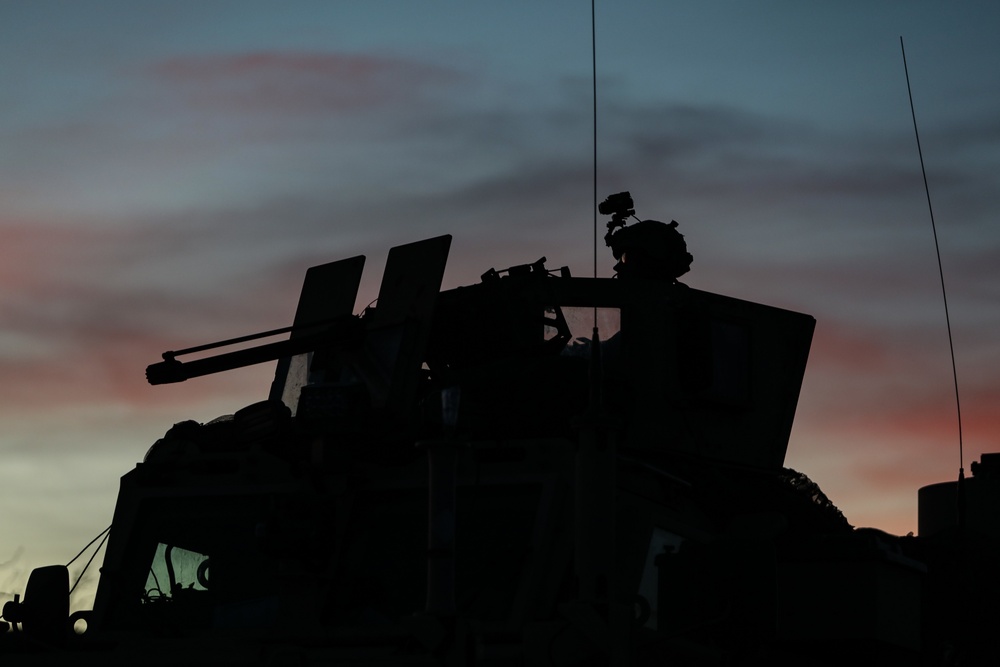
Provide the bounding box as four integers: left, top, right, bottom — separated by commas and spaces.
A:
588, 0, 603, 412
900, 36, 964, 477
592, 0, 598, 293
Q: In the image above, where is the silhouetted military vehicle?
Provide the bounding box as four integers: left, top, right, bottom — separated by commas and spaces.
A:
3, 196, 998, 665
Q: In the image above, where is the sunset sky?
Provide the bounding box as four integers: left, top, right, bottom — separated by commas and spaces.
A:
1, 1, 998, 611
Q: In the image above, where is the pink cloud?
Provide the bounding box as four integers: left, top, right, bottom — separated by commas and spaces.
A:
840, 386, 1000, 450
0, 220, 120, 306
149, 51, 462, 114
0, 323, 275, 414
794, 382, 997, 518
0, 218, 279, 412
809, 321, 890, 373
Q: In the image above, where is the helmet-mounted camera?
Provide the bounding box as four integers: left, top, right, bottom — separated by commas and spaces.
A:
598, 191, 636, 232
600, 191, 639, 250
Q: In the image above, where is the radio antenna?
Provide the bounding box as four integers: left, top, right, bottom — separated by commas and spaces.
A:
591, 0, 598, 285
900, 37, 965, 482
588, 0, 603, 411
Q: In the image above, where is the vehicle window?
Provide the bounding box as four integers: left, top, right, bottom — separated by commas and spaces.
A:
559, 307, 621, 357
144, 543, 209, 601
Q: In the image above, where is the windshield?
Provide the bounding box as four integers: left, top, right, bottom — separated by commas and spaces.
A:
558, 306, 622, 357
144, 543, 209, 602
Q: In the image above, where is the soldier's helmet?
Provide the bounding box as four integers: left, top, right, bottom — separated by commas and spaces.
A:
607, 219, 693, 281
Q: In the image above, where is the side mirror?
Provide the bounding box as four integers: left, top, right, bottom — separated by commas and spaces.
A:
2, 565, 69, 645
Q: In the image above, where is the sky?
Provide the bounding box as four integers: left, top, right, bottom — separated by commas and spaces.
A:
1, 1, 998, 612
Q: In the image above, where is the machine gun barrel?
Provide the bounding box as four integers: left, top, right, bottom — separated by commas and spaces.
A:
146, 316, 362, 385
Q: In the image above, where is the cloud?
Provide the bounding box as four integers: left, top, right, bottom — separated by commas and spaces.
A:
927, 109, 1000, 154
1, 71, 995, 494
809, 321, 892, 375
149, 51, 463, 115
831, 385, 1000, 448
0, 214, 299, 413
799, 385, 999, 535
0, 547, 27, 602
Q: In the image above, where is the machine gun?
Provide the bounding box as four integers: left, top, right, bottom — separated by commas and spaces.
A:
147, 236, 451, 423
